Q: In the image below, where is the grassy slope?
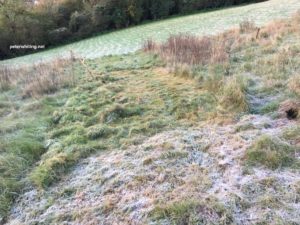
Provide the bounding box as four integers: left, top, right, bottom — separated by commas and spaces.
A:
1, 8, 300, 225
1, 0, 300, 66
29, 53, 220, 188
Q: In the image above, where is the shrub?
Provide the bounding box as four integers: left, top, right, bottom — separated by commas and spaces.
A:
69, 11, 92, 35
246, 135, 296, 169
92, 4, 111, 31
48, 27, 71, 44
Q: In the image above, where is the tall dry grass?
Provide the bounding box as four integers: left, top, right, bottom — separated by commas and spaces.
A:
0, 58, 76, 98
144, 10, 300, 71
0, 67, 13, 91
144, 34, 229, 66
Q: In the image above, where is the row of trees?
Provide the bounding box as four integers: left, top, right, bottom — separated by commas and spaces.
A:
0, 0, 265, 59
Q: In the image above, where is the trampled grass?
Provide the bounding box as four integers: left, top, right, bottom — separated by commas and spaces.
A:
1, 0, 300, 67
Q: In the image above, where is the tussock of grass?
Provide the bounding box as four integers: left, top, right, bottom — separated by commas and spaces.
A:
151, 199, 233, 224
0, 67, 13, 91
30, 144, 105, 188
235, 122, 256, 133
246, 135, 296, 169
259, 101, 280, 114
282, 126, 300, 143
0, 123, 47, 218
288, 73, 300, 96
239, 20, 256, 34
87, 125, 118, 139
100, 104, 142, 123
161, 151, 188, 160
219, 76, 249, 113
202, 66, 225, 93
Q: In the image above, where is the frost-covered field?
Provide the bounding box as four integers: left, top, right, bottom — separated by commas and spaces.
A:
1, 0, 300, 66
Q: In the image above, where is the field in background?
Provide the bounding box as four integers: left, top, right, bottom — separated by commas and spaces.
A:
1, 0, 300, 66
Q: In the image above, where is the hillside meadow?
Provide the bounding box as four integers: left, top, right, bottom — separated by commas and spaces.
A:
0, 8, 300, 224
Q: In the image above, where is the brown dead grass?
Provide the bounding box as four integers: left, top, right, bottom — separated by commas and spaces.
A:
0, 58, 76, 98
144, 11, 300, 69
288, 73, 300, 96
279, 99, 300, 120
144, 34, 229, 66
0, 67, 13, 91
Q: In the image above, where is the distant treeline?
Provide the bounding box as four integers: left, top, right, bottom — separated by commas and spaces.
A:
0, 0, 265, 59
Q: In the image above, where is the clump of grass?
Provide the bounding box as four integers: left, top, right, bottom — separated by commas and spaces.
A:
219, 76, 249, 113
0, 130, 46, 218
29, 153, 70, 188
258, 195, 282, 209
0, 67, 14, 91
143, 39, 158, 52
239, 20, 256, 33
282, 126, 300, 143
161, 151, 188, 160
274, 50, 293, 74
235, 122, 256, 133
259, 101, 280, 114
288, 73, 300, 96
151, 199, 233, 224
246, 135, 296, 169
202, 66, 225, 93
100, 104, 142, 123
30, 144, 105, 188
87, 125, 117, 139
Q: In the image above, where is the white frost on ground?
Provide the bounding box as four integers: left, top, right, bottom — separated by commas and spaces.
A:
7, 114, 300, 225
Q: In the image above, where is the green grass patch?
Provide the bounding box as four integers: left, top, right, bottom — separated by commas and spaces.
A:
246, 135, 297, 169
259, 101, 280, 114
87, 125, 118, 139
151, 199, 233, 224
282, 126, 300, 142
219, 75, 249, 113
